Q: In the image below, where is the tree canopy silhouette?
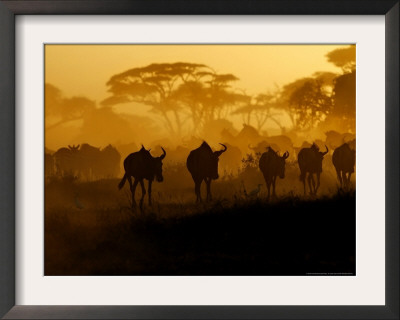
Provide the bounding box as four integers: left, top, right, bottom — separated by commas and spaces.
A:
325, 46, 356, 73
280, 74, 334, 131
45, 83, 95, 130
326, 46, 356, 131
102, 62, 246, 136
232, 92, 284, 132
103, 62, 209, 136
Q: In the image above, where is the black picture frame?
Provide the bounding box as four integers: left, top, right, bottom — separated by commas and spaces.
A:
0, 1, 398, 319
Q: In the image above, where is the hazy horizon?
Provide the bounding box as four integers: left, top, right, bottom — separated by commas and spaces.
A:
45, 44, 355, 151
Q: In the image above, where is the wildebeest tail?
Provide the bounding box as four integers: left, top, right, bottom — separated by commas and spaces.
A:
118, 173, 127, 189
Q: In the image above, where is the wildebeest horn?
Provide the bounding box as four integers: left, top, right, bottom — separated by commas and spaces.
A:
322, 145, 329, 155
214, 143, 227, 157
159, 147, 166, 160
282, 151, 289, 159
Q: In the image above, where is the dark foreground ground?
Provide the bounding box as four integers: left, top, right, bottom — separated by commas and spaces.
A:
45, 192, 355, 276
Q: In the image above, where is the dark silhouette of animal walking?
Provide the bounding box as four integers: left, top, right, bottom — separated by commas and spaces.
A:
118, 145, 166, 209
298, 143, 328, 195
45, 152, 55, 177
53, 144, 80, 176
332, 142, 355, 189
100, 144, 121, 178
259, 147, 289, 200
186, 142, 227, 202
79, 143, 101, 180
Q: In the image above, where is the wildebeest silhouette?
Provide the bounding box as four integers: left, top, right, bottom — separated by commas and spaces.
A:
53, 144, 80, 176
249, 135, 293, 157
45, 153, 55, 177
118, 145, 166, 209
249, 140, 279, 155
332, 142, 355, 189
50, 143, 121, 180
236, 124, 262, 150
186, 142, 227, 202
100, 144, 121, 178
79, 143, 101, 180
325, 130, 356, 150
266, 135, 293, 156
298, 143, 328, 195
219, 143, 242, 175
259, 147, 289, 200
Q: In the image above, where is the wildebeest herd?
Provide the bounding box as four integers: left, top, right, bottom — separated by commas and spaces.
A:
46, 143, 121, 180
45, 130, 355, 209
117, 140, 355, 209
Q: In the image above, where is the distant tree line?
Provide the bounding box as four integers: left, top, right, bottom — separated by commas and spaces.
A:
45, 46, 355, 144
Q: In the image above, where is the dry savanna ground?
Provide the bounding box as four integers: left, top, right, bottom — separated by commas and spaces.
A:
45, 161, 356, 276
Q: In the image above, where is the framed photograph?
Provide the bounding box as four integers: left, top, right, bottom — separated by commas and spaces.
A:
1, 0, 398, 319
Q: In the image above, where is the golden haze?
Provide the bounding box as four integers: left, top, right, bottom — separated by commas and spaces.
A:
45, 44, 355, 150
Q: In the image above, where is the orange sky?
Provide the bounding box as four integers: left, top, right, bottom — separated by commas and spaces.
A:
45, 44, 354, 149
45, 44, 347, 107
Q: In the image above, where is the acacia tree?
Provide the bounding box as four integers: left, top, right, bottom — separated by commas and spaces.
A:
275, 46, 355, 133
288, 79, 333, 130
45, 83, 95, 130
332, 71, 355, 117
323, 46, 356, 131
231, 92, 284, 132
174, 73, 247, 133
279, 72, 336, 131
103, 63, 210, 136
326, 46, 356, 73
103, 62, 246, 137
281, 78, 332, 131
328, 46, 356, 130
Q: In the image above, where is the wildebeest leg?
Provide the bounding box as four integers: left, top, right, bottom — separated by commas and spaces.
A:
266, 180, 271, 200
205, 178, 212, 201
340, 171, 346, 189
307, 174, 313, 195
148, 180, 153, 206
312, 174, 318, 194
129, 177, 138, 208
302, 176, 306, 196
195, 179, 202, 203
342, 172, 349, 190
336, 168, 343, 188
311, 174, 317, 194
347, 172, 352, 189
139, 179, 146, 210
315, 173, 321, 194
272, 176, 277, 198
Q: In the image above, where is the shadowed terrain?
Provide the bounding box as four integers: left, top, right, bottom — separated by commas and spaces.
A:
45, 178, 355, 276
44, 45, 357, 276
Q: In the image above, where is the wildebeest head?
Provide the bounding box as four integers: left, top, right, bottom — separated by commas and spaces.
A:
318, 145, 329, 157
311, 143, 328, 155
314, 145, 328, 172
277, 151, 290, 178
153, 147, 166, 182
208, 143, 227, 179
68, 144, 80, 152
